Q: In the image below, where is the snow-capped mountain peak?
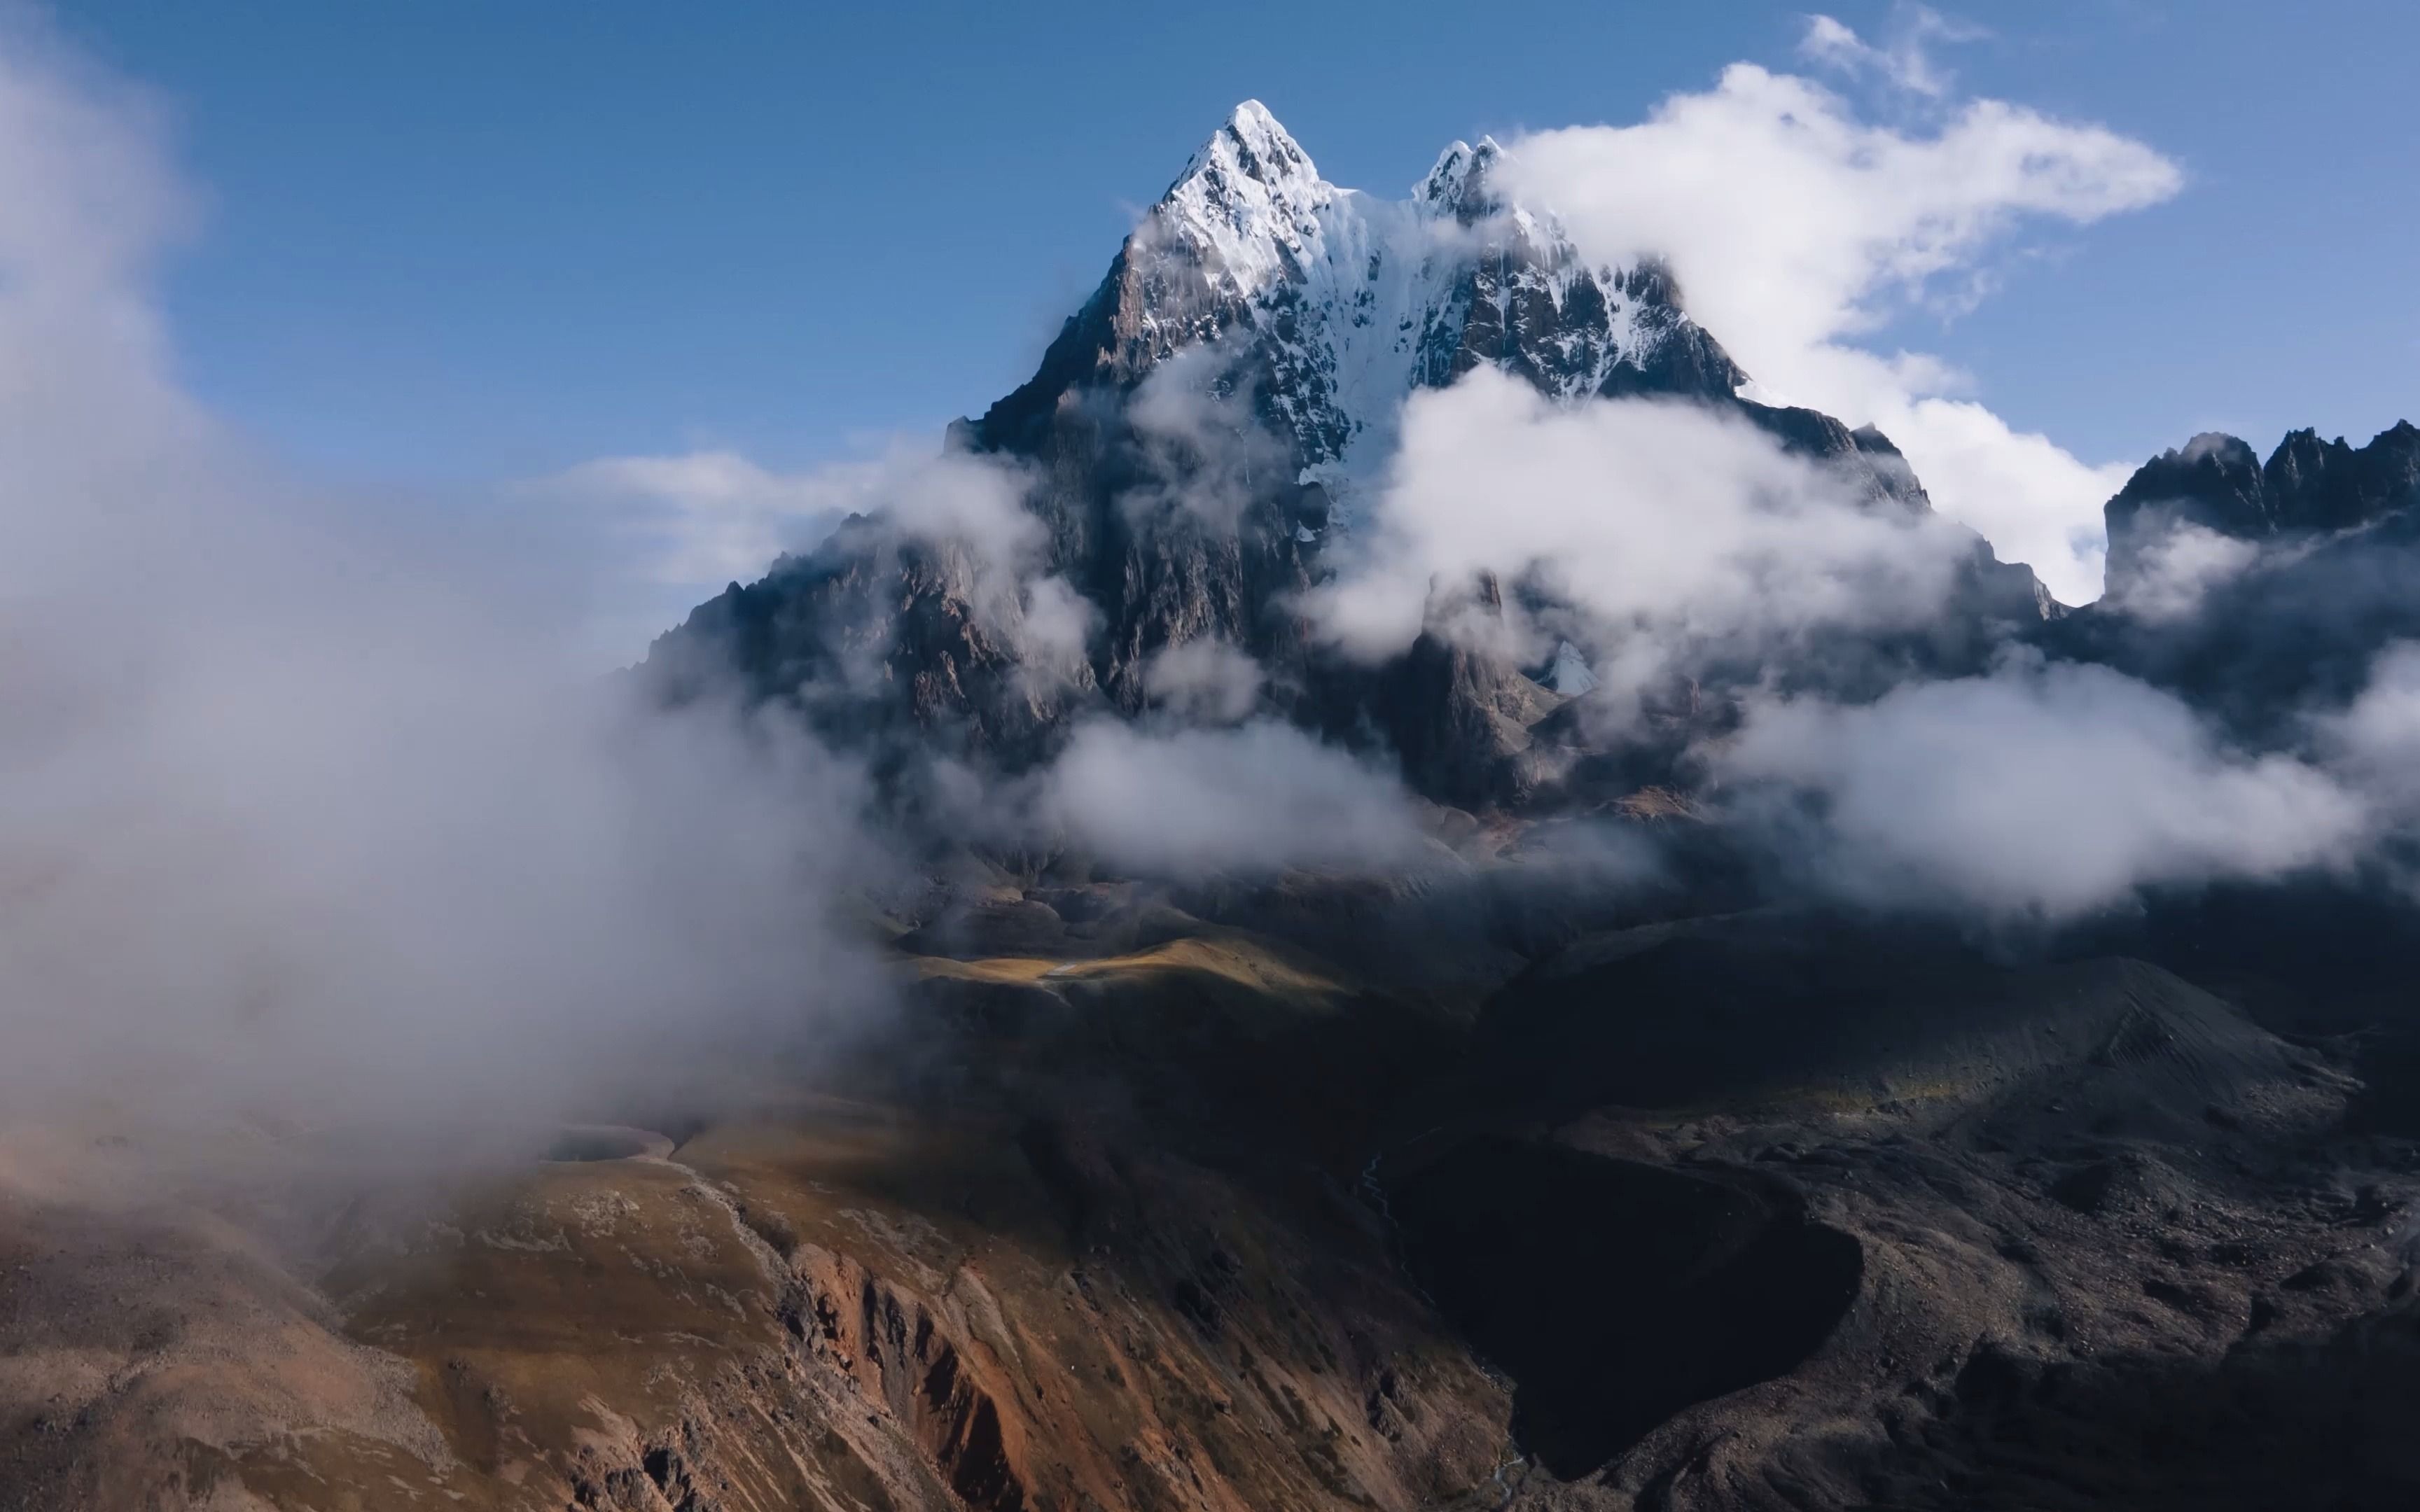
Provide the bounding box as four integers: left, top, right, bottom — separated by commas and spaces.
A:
982, 103, 1744, 512
1153, 100, 1337, 303
1176, 99, 1322, 200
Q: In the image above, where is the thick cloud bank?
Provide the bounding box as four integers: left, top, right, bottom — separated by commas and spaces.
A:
2322, 642, 2420, 819
1505, 15, 2182, 602
1313, 370, 1973, 716
0, 18, 889, 1136
1716, 659, 2363, 918
1038, 719, 1434, 878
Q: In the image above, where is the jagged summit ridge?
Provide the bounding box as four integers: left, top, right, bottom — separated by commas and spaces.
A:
2103, 419, 2420, 589
1066, 101, 1744, 490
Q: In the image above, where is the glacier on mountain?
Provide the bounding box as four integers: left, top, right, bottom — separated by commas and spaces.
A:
1122, 101, 1738, 513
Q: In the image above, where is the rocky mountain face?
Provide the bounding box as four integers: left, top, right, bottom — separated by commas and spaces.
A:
644, 102, 2056, 810
2054, 420, 2420, 732
2103, 421, 2420, 592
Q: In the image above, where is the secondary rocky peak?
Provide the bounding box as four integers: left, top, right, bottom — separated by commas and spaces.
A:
1415, 135, 1510, 223
2102, 431, 2269, 587
2184, 431, 2255, 461
2103, 421, 2420, 590
2262, 420, 2420, 533
2129, 431, 2262, 500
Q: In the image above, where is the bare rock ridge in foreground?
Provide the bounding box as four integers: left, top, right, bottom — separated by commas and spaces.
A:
14, 904, 2420, 1511
8, 103, 2420, 1511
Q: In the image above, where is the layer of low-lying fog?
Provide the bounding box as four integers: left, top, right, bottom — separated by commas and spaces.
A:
0, 24, 893, 1152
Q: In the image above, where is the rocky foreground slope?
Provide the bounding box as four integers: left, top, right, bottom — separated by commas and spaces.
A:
8, 891, 2420, 1511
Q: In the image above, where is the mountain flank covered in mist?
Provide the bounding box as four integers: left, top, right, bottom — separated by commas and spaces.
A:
642, 102, 2062, 811
2056, 419, 2420, 734
2106, 420, 2420, 587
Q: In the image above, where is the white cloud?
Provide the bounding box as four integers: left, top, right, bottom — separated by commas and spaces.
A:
532, 436, 1085, 670
532, 449, 850, 588
0, 18, 893, 1138
531, 442, 1036, 591
1017, 572, 1098, 669
854, 449, 1108, 677
1505, 58, 2183, 603
878, 445, 1044, 567
2319, 642, 2420, 817
1799, 8, 1987, 99
2107, 520, 2261, 622
0, 13, 218, 599
1120, 344, 1297, 530
1311, 369, 1973, 718
1716, 659, 2363, 917
1038, 718, 1433, 878
1144, 638, 1265, 724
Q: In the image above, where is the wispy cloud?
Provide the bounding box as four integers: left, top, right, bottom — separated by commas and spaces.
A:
0, 15, 893, 1139
529, 449, 851, 588
1799, 6, 1990, 99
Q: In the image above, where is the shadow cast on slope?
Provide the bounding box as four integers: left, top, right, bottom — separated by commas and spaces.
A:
1386, 1138, 1860, 1479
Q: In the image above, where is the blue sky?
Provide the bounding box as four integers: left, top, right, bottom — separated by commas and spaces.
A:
55, 0, 2418, 500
